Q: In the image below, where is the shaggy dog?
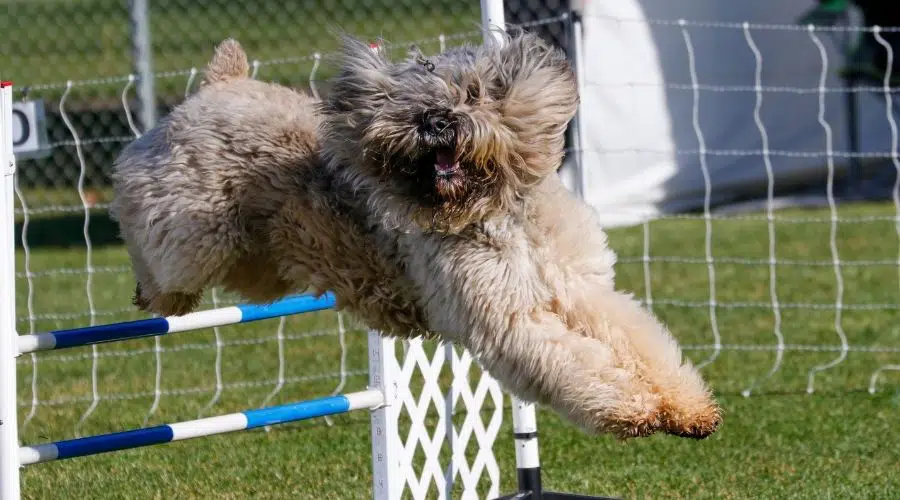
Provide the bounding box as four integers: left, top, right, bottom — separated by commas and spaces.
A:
111, 35, 721, 439
110, 40, 426, 336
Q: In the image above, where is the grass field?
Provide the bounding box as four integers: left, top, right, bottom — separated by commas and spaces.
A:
10, 199, 900, 499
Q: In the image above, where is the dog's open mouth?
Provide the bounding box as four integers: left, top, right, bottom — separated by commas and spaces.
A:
433, 147, 460, 177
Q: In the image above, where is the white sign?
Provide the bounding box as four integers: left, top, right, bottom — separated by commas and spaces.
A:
12, 100, 50, 160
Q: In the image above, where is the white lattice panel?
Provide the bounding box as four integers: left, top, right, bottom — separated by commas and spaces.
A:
380, 336, 504, 500
445, 346, 504, 498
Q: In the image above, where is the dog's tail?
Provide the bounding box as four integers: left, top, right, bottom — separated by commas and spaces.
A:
203, 38, 250, 85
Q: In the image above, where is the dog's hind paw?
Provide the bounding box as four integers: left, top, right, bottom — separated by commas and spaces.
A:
132, 283, 149, 310
132, 283, 202, 317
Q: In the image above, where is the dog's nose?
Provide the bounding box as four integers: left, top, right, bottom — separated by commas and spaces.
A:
423, 112, 452, 135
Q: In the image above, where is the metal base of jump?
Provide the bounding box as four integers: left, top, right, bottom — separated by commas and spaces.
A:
495, 491, 617, 500
491, 399, 618, 500
494, 483, 617, 500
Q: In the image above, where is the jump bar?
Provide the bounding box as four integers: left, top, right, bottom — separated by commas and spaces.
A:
18, 389, 382, 466
17, 292, 337, 354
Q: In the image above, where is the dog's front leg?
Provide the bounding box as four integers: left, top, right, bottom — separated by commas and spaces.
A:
404, 230, 719, 439
459, 312, 694, 439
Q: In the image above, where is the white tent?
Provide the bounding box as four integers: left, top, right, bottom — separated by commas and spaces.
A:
561, 0, 896, 227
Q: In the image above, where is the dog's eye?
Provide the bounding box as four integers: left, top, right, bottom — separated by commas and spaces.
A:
466, 82, 481, 103
486, 77, 506, 101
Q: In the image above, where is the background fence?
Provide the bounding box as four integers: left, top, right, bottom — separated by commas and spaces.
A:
4, 0, 900, 498
4, 0, 566, 196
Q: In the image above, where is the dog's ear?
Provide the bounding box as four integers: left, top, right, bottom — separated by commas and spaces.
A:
488, 32, 578, 179
323, 35, 395, 115
338, 34, 390, 73
202, 38, 250, 86
495, 32, 578, 126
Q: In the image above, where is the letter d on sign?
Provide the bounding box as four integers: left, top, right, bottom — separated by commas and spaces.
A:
12, 100, 50, 160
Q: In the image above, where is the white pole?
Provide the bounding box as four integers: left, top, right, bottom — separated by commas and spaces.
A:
128, 0, 156, 131
510, 397, 542, 495
567, 7, 588, 200
0, 81, 22, 500
480, 0, 506, 45
368, 330, 402, 499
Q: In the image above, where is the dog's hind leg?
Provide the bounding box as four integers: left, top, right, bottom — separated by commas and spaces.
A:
133, 282, 203, 317
220, 250, 294, 304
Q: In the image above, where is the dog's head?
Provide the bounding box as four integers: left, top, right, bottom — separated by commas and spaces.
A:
320, 31, 578, 232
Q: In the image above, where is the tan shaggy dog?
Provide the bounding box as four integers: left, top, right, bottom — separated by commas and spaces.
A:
111, 35, 721, 439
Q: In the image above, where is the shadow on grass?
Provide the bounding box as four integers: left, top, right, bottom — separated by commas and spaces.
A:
15, 211, 123, 249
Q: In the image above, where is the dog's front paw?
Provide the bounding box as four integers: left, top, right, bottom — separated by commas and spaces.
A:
659, 401, 722, 440
583, 398, 722, 440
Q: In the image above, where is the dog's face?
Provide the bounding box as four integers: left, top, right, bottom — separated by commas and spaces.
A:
320, 32, 579, 231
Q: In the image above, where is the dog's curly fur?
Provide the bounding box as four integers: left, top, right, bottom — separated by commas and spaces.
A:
111, 35, 721, 439
110, 39, 426, 336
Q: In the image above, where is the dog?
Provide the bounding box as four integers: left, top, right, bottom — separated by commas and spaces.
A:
111, 35, 721, 439
109, 39, 427, 337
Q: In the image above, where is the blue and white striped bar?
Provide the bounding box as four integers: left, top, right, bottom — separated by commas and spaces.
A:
17, 292, 337, 354
18, 389, 382, 466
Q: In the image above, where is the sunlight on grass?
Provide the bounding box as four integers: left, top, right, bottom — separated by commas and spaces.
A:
12, 201, 900, 499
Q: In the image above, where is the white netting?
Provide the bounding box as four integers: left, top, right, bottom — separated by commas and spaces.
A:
574, 9, 900, 396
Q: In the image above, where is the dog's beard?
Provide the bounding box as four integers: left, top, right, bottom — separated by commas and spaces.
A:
394, 148, 470, 207
388, 119, 477, 210
371, 112, 513, 232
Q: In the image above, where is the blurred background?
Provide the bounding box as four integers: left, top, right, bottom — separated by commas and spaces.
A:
4, 0, 900, 226
4, 0, 571, 202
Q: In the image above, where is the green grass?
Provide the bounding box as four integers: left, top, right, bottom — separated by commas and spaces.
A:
12, 200, 900, 499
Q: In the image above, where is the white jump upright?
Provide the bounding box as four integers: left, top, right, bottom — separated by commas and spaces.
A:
480, 0, 506, 44
368, 331, 403, 499
1, 81, 22, 500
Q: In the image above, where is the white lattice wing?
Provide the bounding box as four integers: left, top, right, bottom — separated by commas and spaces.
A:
390, 338, 504, 499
